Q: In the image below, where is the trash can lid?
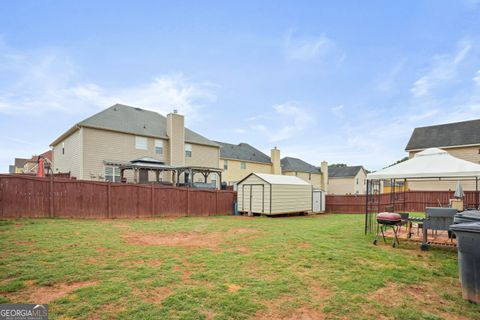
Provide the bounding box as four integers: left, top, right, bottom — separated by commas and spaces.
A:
450, 222, 480, 233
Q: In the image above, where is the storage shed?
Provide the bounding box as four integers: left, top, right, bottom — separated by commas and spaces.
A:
237, 173, 313, 215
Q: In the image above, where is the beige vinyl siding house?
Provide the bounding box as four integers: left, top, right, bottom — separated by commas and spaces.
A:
237, 173, 312, 215
281, 157, 328, 191
216, 142, 329, 192
405, 119, 480, 191
328, 166, 367, 195
50, 104, 220, 184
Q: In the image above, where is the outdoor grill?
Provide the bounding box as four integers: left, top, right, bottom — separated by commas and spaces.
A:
373, 212, 402, 247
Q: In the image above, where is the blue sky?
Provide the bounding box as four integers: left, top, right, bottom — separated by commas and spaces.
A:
1, 1, 480, 172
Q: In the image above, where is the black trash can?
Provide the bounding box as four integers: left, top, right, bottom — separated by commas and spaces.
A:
450, 222, 480, 304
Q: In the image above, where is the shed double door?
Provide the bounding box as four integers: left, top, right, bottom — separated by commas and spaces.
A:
242, 185, 265, 214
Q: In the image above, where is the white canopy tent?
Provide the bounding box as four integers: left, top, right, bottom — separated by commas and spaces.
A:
367, 148, 480, 180
365, 148, 480, 235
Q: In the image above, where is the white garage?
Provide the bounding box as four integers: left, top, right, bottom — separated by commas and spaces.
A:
237, 173, 313, 215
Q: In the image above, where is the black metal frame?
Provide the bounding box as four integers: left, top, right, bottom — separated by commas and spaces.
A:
365, 176, 480, 235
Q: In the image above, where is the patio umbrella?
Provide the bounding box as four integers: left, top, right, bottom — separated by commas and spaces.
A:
36, 157, 45, 177
454, 181, 464, 198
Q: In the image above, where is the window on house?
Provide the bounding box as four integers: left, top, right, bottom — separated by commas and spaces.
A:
223, 160, 228, 170
135, 136, 148, 150
240, 162, 246, 169
155, 139, 163, 154
62, 142, 65, 155
309, 173, 312, 180
185, 144, 192, 157
211, 173, 217, 186
478, 148, 480, 154
105, 166, 121, 182
356, 178, 359, 185
295, 172, 298, 176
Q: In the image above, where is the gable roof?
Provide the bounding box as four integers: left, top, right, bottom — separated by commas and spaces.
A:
328, 166, 364, 178
14, 158, 28, 168
51, 104, 218, 147
238, 172, 311, 186
281, 157, 321, 174
405, 119, 480, 151
215, 141, 271, 163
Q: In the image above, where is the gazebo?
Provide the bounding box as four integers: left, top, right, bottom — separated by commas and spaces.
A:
118, 157, 223, 188
365, 148, 480, 234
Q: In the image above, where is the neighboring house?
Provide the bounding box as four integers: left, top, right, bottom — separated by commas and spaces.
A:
10, 158, 28, 173
22, 150, 53, 174
406, 118, 480, 163
216, 141, 328, 191
215, 142, 280, 185
281, 157, 328, 190
328, 166, 367, 194
50, 104, 220, 184
10, 151, 53, 174
405, 119, 480, 191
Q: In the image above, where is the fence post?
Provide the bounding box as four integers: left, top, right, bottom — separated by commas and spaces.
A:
187, 188, 190, 216
151, 184, 155, 217
49, 175, 54, 218
107, 182, 111, 218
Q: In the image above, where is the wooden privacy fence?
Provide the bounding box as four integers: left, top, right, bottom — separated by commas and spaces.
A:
326, 191, 480, 214
0, 175, 236, 218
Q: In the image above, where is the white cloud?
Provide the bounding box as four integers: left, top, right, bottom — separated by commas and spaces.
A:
0, 41, 216, 122
410, 40, 472, 97
375, 59, 406, 92
284, 29, 338, 62
249, 102, 314, 143
331, 104, 345, 117
473, 70, 480, 86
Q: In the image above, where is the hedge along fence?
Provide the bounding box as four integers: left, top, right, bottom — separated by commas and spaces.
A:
325, 190, 480, 214
0, 174, 236, 218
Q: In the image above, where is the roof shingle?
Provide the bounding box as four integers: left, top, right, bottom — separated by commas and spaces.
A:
65, 104, 218, 147
405, 119, 480, 151
215, 141, 271, 163
281, 157, 321, 174
328, 166, 364, 178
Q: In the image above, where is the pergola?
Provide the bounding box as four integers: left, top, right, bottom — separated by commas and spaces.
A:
117, 157, 222, 188
365, 148, 480, 234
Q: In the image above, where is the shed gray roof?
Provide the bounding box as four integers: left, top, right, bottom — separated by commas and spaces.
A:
328, 166, 364, 178
215, 141, 271, 163
55, 104, 218, 147
405, 119, 480, 151
281, 157, 321, 174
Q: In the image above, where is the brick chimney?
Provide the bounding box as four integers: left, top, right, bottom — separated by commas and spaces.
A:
321, 160, 328, 193
166, 110, 185, 166
271, 147, 281, 175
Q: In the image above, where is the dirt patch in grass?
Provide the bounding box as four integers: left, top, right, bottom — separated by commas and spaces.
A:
7, 280, 97, 304
256, 295, 326, 320
370, 281, 471, 320
135, 286, 172, 304
227, 284, 241, 293
123, 228, 259, 249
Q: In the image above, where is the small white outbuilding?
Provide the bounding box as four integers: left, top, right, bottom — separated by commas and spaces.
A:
237, 173, 313, 215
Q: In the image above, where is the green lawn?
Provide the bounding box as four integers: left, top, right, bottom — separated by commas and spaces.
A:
0, 214, 479, 320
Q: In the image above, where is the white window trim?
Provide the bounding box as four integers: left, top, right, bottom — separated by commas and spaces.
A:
135, 136, 148, 150
104, 166, 121, 182
185, 143, 192, 157
155, 139, 164, 154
